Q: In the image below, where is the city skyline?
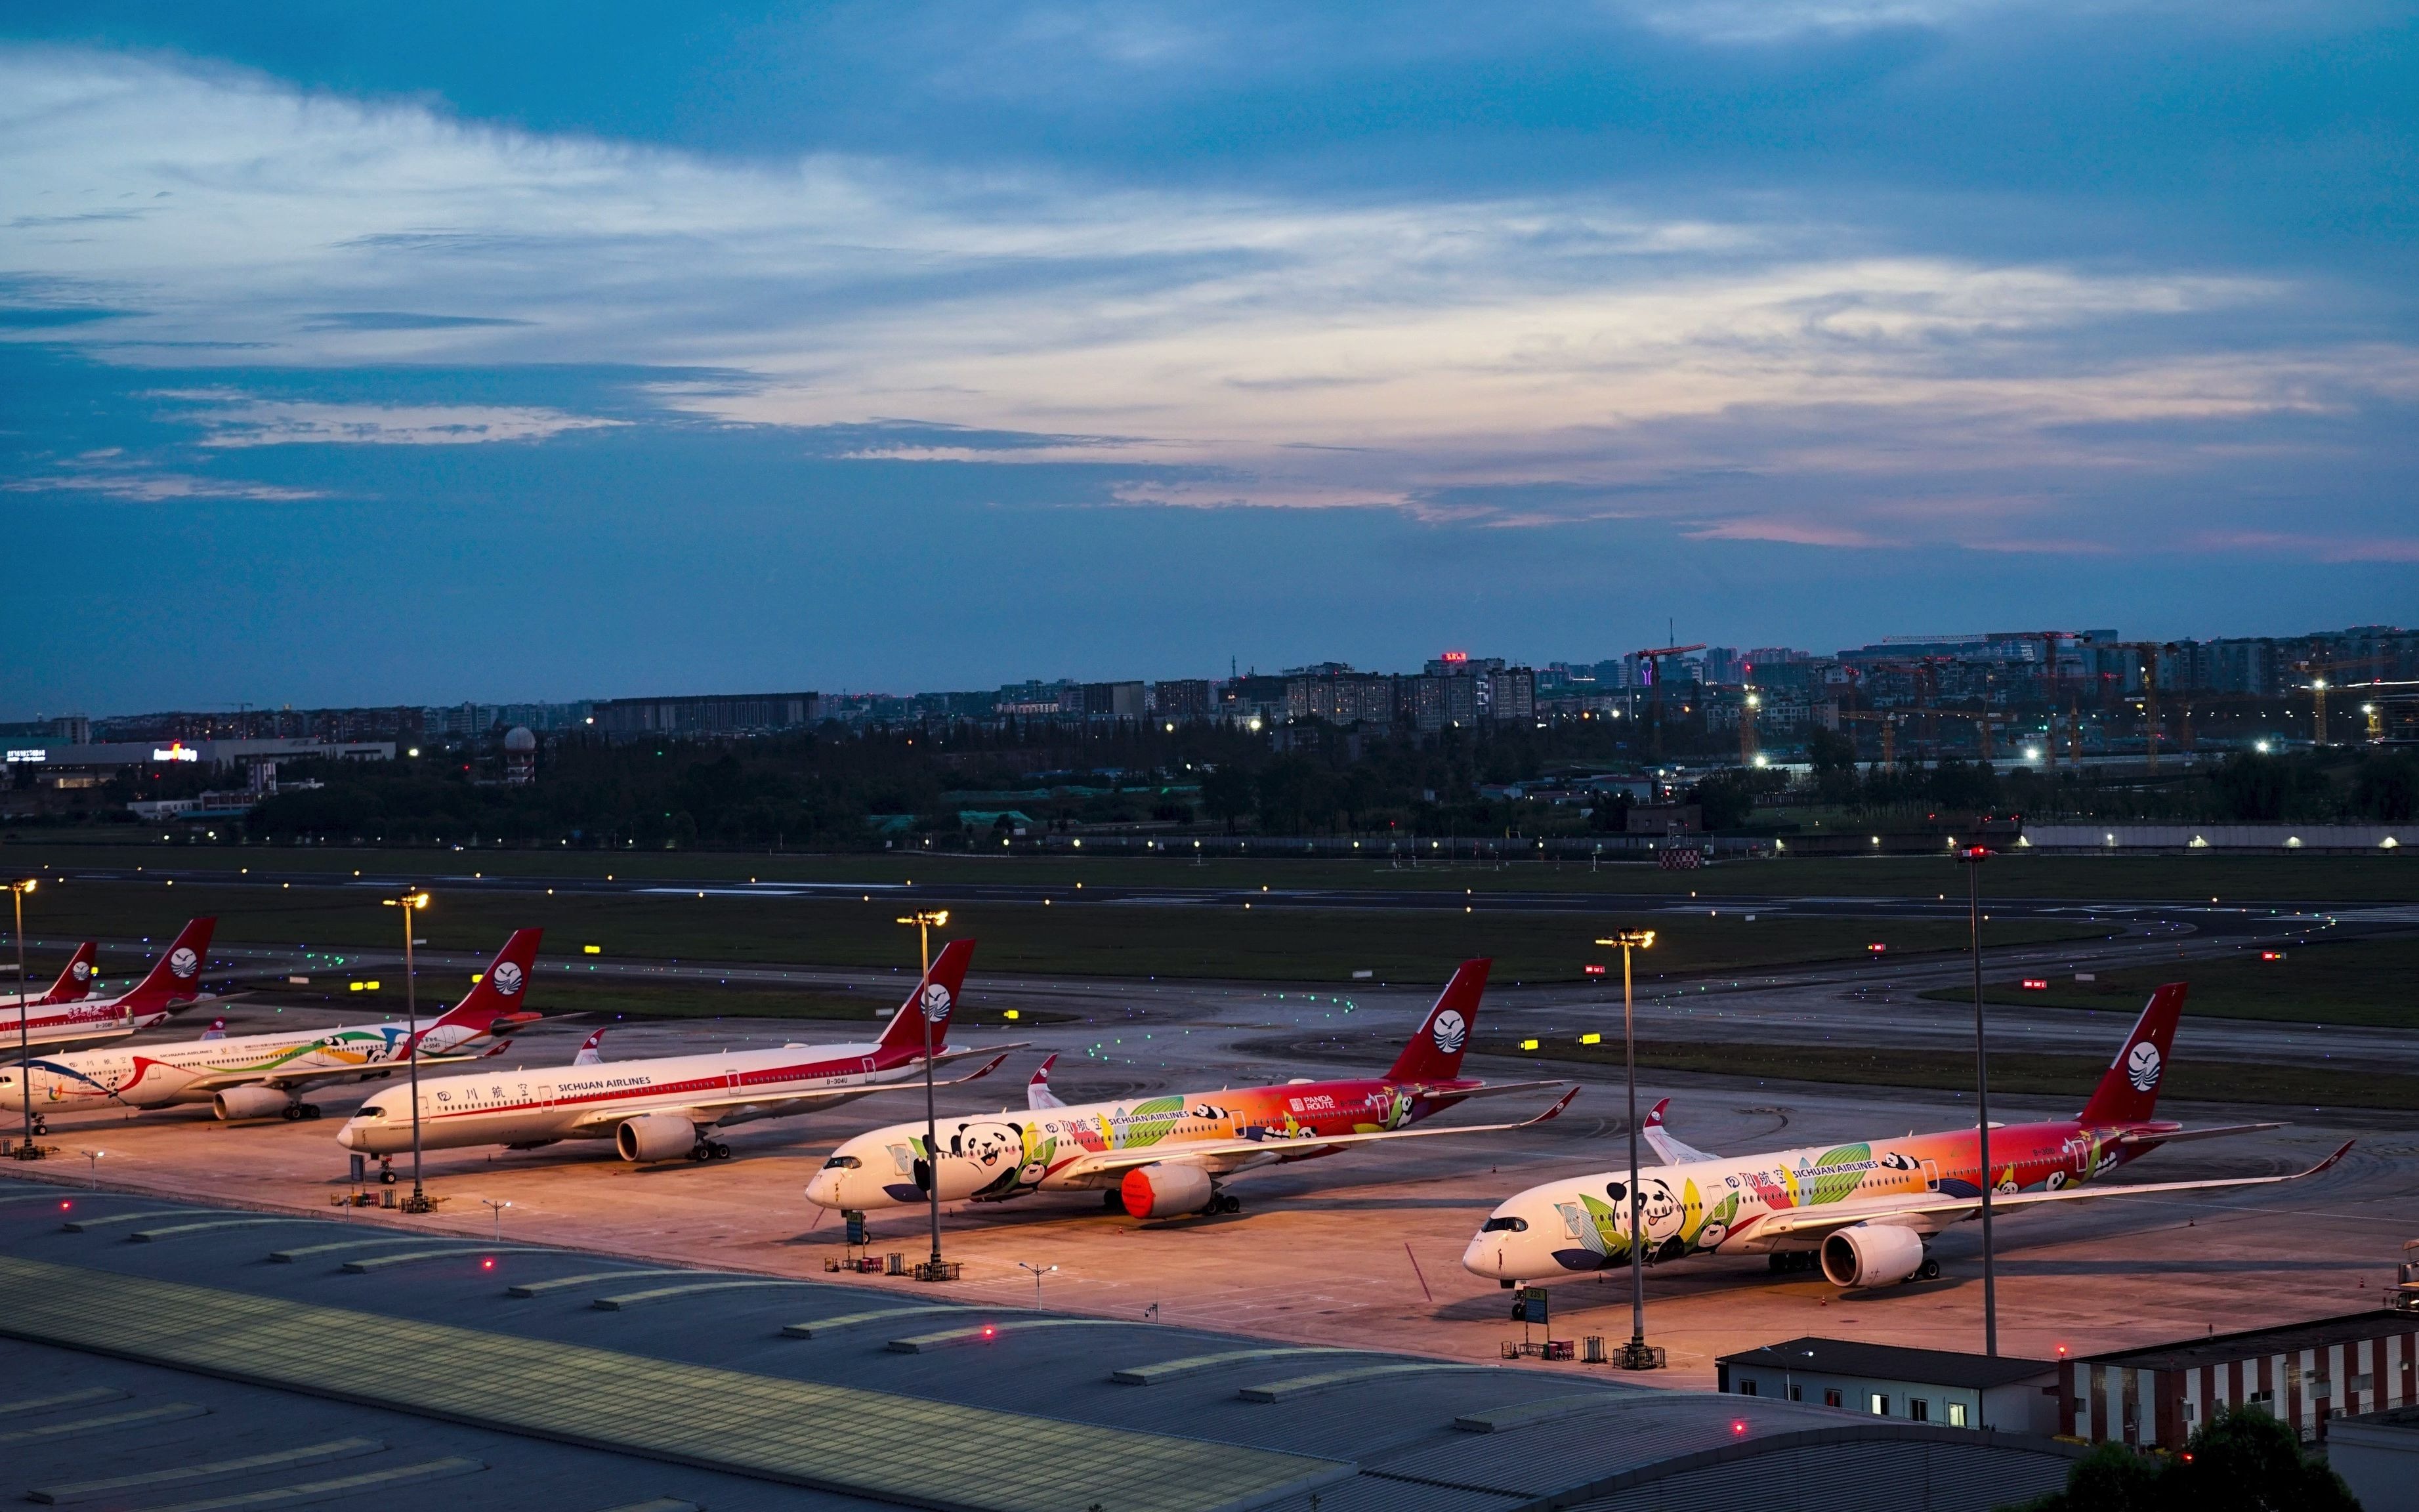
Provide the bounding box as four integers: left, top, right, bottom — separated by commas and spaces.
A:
4, 5, 2413, 716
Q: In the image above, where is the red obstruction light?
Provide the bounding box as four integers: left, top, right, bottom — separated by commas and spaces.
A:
1732, 1419, 1749, 1435
2021, 978, 2049, 991
1584, 963, 1607, 976
1868, 943, 1887, 955
480, 1257, 495, 1270
2260, 951, 2286, 962
980, 1324, 997, 1339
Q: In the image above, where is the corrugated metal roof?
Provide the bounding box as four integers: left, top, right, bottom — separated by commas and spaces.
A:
1719, 1335, 2055, 1391
2082, 1310, 2415, 1371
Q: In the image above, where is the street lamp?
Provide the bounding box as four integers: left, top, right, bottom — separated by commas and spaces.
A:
1019, 1261, 1057, 1309
481, 1197, 512, 1241
77, 1148, 104, 1187
896, 908, 950, 1276
8, 878, 41, 1161
381, 890, 433, 1213
1956, 845, 1997, 1356
1595, 929, 1658, 1370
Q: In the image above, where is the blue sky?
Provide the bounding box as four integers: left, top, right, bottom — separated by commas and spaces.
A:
2, 2, 2413, 714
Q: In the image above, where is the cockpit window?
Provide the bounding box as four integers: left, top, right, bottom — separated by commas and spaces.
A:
353, 1106, 387, 1120
1480, 1215, 1528, 1232
822, 1154, 861, 1169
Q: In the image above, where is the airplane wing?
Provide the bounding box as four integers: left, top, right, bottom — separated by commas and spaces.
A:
560, 1052, 1019, 1131
2117, 1122, 2282, 1148
1046, 1088, 1581, 1182
1415, 1079, 1569, 1104
1728, 1141, 2353, 1250
1643, 1097, 1719, 1165
175, 1053, 494, 1095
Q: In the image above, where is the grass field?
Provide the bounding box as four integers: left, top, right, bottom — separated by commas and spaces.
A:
5, 839, 2410, 903
17, 878, 2108, 984
1916, 932, 2419, 1028
1477, 1034, 2419, 1110
232, 976, 1063, 1026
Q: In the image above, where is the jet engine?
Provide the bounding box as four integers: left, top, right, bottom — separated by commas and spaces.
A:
615, 1112, 698, 1162
1118, 1163, 1214, 1219
1819, 1223, 1929, 1288
213, 1085, 295, 1122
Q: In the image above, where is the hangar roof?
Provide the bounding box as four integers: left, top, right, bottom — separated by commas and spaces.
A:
0, 1179, 2079, 1512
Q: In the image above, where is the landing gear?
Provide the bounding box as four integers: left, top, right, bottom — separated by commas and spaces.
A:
30, 1115, 48, 1137
1918, 1255, 1942, 1281
379, 1158, 396, 1186
1206, 1194, 1241, 1215
688, 1141, 733, 1162
1767, 1251, 1819, 1274
280, 1102, 322, 1122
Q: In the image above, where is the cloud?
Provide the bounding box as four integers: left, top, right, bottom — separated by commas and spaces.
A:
0, 39, 2410, 567
158, 395, 628, 448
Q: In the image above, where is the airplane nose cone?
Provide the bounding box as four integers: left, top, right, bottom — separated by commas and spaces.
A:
1461, 1233, 1500, 1278
803, 1171, 841, 1208
335, 1123, 360, 1150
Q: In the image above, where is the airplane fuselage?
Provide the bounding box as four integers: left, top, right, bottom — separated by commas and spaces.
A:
13, 1019, 486, 1110
807, 1073, 1482, 1209
335, 1038, 938, 1156
1463, 1114, 2170, 1281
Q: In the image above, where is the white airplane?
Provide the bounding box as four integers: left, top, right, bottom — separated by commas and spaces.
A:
0, 929, 545, 1125
805, 959, 1576, 1221
2, 919, 218, 1053
1462, 984, 2352, 1292
337, 938, 1015, 1163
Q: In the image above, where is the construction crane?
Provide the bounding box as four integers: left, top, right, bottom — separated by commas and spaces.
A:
1633, 643, 1706, 760
1836, 709, 1903, 768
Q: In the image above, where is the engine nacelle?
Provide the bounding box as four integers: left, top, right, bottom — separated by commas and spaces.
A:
1820, 1223, 1928, 1288
1119, 1163, 1214, 1219
615, 1112, 698, 1163
213, 1085, 294, 1122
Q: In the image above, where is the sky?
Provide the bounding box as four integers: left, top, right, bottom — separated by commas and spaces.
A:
2, 1, 2414, 715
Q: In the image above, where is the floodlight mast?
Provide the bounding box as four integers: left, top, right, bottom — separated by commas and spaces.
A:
898, 909, 951, 1274
1595, 929, 1658, 1369
1957, 845, 1997, 1356
383, 891, 432, 1213
9, 879, 39, 1160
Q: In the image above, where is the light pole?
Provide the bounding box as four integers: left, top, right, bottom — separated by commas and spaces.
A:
382, 890, 432, 1213
897, 909, 950, 1276
482, 1198, 512, 1241
77, 1149, 104, 1187
1019, 1261, 1057, 1309
9, 878, 40, 1160
1596, 929, 1658, 1370
1956, 845, 1996, 1356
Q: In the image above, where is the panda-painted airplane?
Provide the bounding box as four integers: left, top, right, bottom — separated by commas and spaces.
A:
805, 958, 1578, 1221
1462, 983, 2352, 1292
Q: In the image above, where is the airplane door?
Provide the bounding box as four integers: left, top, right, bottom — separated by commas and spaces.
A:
1922, 1160, 1941, 1193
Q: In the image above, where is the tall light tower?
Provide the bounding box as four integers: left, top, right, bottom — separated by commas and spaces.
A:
1956, 845, 1997, 1356
897, 908, 950, 1276
382, 889, 432, 1213
1596, 929, 1658, 1370
8, 878, 40, 1160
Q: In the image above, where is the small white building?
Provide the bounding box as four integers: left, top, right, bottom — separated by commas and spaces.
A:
1719, 1337, 2060, 1436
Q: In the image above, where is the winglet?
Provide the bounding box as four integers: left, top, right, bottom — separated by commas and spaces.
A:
2309, 1139, 2356, 1176
1522, 1087, 1581, 1126
1646, 1096, 1670, 1128
1027, 1053, 1065, 1110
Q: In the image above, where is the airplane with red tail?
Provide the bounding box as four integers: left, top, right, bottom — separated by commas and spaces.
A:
339, 938, 1017, 1163
1463, 983, 2351, 1292
4, 920, 218, 1051
807, 958, 1576, 1221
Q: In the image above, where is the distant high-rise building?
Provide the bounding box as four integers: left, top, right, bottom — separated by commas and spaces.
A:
1151, 679, 1212, 724
593, 692, 818, 739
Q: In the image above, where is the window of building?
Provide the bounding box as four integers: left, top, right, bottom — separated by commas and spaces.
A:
1738, 1379, 1758, 1396
1948, 1402, 1969, 1429
1870, 1394, 1889, 1416
1789, 1384, 1803, 1402
1910, 1398, 1929, 1422
1824, 1389, 1843, 1408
